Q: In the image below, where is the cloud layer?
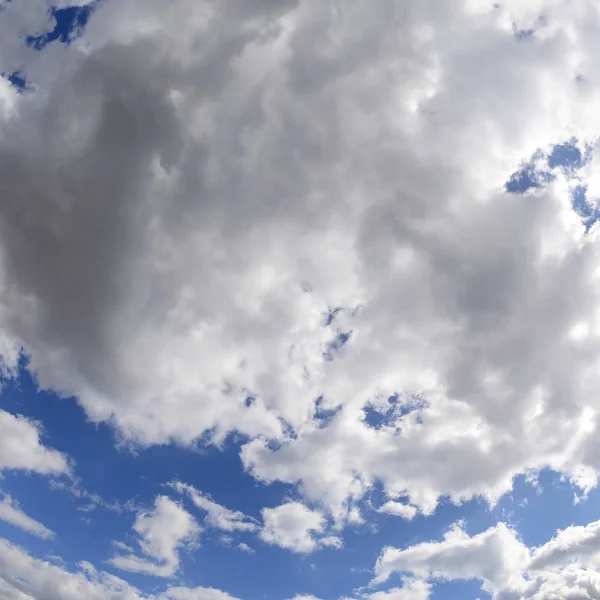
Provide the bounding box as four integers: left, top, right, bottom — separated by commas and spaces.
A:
4, 0, 600, 597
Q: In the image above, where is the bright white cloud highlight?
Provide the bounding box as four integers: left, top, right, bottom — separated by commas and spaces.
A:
377, 502, 418, 521
109, 496, 200, 578
259, 502, 338, 554
163, 588, 241, 600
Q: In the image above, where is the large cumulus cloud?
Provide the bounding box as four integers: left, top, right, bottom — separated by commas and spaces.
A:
3, 0, 600, 523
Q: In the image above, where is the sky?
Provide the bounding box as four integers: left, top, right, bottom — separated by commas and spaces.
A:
5, 0, 600, 599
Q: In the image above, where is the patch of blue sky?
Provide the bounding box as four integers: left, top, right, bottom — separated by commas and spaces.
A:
323, 331, 352, 362
314, 395, 342, 427
4, 70, 27, 90
363, 394, 428, 430
506, 140, 600, 231
498, 469, 600, 548
548, 141, 584, 170
26, 3, 96, 50
2, 3, 97, 92
323, 307, 343, 327
570, 184, 600, 232
505, 149, 552, 194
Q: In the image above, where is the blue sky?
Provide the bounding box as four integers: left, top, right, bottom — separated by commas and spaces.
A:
3, 2, 600, 600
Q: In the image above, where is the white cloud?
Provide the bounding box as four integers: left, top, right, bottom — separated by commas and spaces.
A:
374, 522, 528, 594
0, 535, 240, 600
320, 535, 343, 549
377, 502, 417, 521
6, 0, 600, 596
365, 578, 431, 600
259, 502, 329, 554
172, 482, 257, 532
373, 517, 600, 599
0, 410, 68, 475
0, 537, 145, 600
4, 0, 600, 535
0, 495, 54, 540
109, 496, 200, 578
236, 543, 254, 554
302, 578, 432, 600
163, 588, 241, 600
528, 519, 600, 572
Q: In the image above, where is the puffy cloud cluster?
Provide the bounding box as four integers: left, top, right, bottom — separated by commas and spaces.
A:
259, 501, 340, 554
4, 0, 600, 573
172, 484, 339, 554
374, 518, 600, 599
109, 496, 200, 578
